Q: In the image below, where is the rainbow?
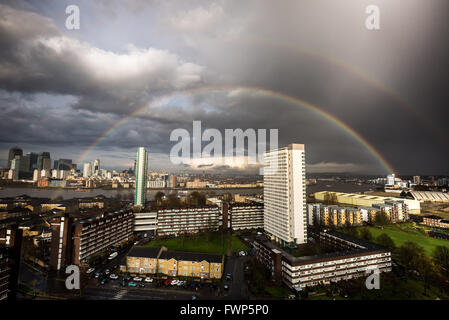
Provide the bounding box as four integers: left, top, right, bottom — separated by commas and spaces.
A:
238, 36, 449, 147
75, 85, 396, 175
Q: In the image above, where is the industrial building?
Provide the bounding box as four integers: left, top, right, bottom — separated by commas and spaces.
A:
312, 191, 420, 213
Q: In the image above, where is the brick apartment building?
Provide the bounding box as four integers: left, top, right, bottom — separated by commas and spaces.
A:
0, 225, 23, 300
49, 209, 134, 270
125, 246, 224, 279
422, 215, 449, 229
72, 210, 134, 265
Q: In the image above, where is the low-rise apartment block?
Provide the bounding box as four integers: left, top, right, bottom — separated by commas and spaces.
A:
223, 202, 264, 231
308, 201, 409, 227
254, 230, 392, 290
422, 215, 449, 229
155, 206, 221, 236
72, 210, 134, 265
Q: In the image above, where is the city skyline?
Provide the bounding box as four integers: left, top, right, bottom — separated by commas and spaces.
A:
1, 1, 449, 176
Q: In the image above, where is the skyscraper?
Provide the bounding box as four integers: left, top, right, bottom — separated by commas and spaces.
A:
263, 143, 307, 246
134, 147, 148, 207
28, 152, 38, 170
37, 152, 50, 171
93, 159, 100, 176
7, 147, 22, 169
83, 162, 92, 178
56, 159, 72, 171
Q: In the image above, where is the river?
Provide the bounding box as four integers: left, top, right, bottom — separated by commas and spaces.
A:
0, 181, 375, 200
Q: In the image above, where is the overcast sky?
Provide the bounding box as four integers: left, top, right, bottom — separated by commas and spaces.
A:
1, 0, 448, 175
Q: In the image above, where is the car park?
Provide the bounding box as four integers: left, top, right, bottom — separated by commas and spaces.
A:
144, 277, 153, 283
128, 282, 137, 287
133, 276, 143, 282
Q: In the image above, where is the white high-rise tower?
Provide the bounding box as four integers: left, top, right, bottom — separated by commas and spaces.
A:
83, 162, 92, 178
263, 143, 307, 246
93, 159, 100, 176
135, 147, 148, 207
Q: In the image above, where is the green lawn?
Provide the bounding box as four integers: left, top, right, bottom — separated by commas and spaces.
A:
354, 223, 449, 256
146, 233, 249, 254
264, 285, 293, 299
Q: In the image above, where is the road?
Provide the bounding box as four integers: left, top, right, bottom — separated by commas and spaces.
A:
222, 255, 250, 300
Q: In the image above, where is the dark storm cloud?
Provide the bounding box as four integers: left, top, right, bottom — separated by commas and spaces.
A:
1, 0, 448, 174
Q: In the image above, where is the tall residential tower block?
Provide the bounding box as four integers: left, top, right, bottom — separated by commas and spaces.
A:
135, 147, 148, 207
263, 143, 307, 246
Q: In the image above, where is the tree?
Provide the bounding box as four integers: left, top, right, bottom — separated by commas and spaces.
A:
167, 193, 181, 207
397, 241, 424, 271
414, 254, 436, 296
376, 233, 395, 250
346, 227, 359, 238
360, 228, 373, 241
433, 245, 449, 277
189, 191, 206, 206
374, 212, 390, 226
154, 191, 165, 206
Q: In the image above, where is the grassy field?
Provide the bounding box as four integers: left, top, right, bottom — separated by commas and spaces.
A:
354, 223, 449, 256
146, 233, 249, 254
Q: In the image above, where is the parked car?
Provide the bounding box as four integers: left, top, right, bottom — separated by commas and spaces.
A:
123, 276, 131, 281
108, 252, 118, 260
128, 281, 137, 287
86, 268, 95, 274
133, 276, 143, 282
164, 280, 172, 286
138, 283, 145, 288
224, 284, 229, 290
100, 278, 108, 285
144, 277, 153, 283
104, 269, 111, 275
109, 274, 119, 280
94, 272, 102, 279
172, 280, 179, 285
119, 280, 126, 287
225, 273, 232, 281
